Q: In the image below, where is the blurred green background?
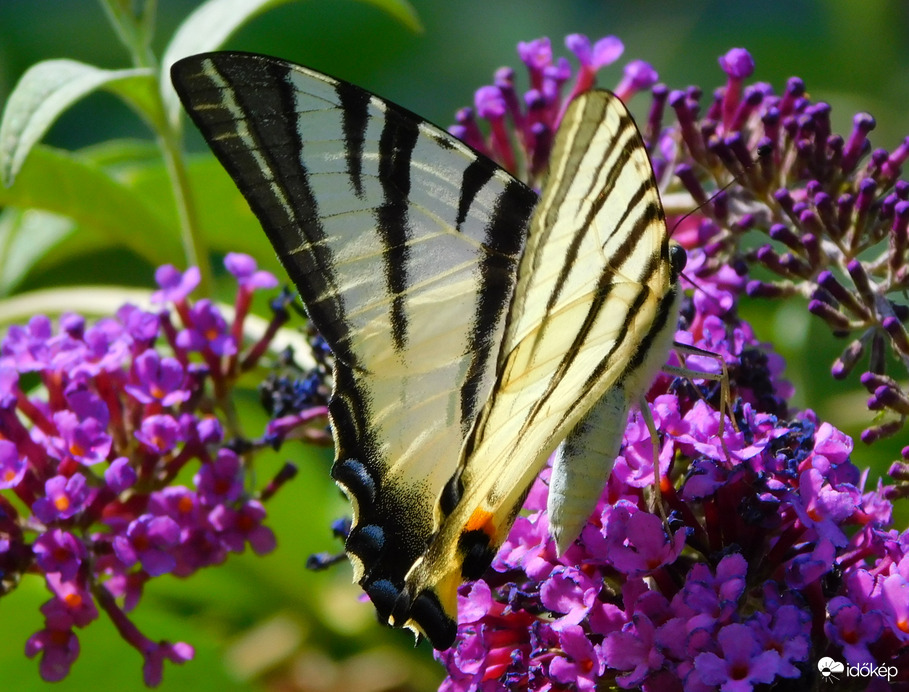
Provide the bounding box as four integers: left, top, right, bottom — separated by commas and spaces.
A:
0, 1, 907, 690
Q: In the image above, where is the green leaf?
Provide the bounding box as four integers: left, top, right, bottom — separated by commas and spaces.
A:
161, 0, 422, 127
0, 208, 74, 294
0, 59, 159, 186
130, 153, 277, 259
0, 144, 181, 276
98, 0, 157, 59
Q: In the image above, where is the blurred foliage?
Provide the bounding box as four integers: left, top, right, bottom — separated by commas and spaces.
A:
0, 0, 907, 690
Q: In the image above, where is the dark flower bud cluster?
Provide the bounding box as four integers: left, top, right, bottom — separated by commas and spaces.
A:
258, 324, 333, 450
432, 35, 909, 691
0, 253, 327, 685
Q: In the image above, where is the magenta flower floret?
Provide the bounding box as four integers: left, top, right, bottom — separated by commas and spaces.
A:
113, 514, 181, 576
0, 254, 325, 685
25, 622, 80, 682
176, 299, 236, 356
33, 529, 86, 581
693, 623, 782, 689
565, 33, 623, 70
125, 350, 189, 406
151, 264, 200, 304
0, 438, 26, 488
718, 47, 755, 79
224, 252, 278, 291
33, 474, 90, 523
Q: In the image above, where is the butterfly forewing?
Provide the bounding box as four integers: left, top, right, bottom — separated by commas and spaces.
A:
172, 52, 678, 651
171, 51, 536, 605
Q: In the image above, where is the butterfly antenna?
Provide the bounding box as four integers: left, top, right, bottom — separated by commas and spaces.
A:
656, 146, 772, 465
668, 142, 770, 239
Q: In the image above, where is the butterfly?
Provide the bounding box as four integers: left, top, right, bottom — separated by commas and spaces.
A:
171, 52, 684, 650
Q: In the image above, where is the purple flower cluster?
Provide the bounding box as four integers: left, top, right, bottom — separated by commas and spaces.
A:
651, 48, 909, 447
435, 37, 909, 690
449, 34, 657, 186
456, 37, 909, 449
0, 253, 323, 685
439, 240, 908, 690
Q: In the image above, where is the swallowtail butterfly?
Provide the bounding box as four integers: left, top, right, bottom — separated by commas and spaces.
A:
171, 52, 683, 649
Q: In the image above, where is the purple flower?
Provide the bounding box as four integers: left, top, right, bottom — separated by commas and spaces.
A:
194, 449, 243, 505
208, 500, 276, 555
118, 304, 160, 345
565, 33, 623, 70
598, 502, 686, 575
718, 47, 755, 79
151, 265, 200, 303
539, 566, 599, 628
748, 606, 811, 679
449, 32, 664, 185
693, 623, 781, 689
1, 252, 299, 685
0, 439, 26, 488
25, 623, 79, 682
52, 410, 111, 466
1, 315, 54, 371
134, 414, 182, 454
33, 530, 86, 581
69, 318, 130, 377
176, 300, 236, 356
45, 573, 99, 627
517, 37, 552, 75
550, 625, 605, 690
125, 350, 190, 406
880, 572, 909, 643
825, 596, 884, 665
142, 641, 194, 687
33, 474, 90, 523
601, 612, 666, 687
104, 457, 136, 493
224, 252, 278, 291
615, 60, 659, 101
113, 514, 181, 576
170, 527, 228, 576
430, 42, 909, 682
474, 85, 506, 120
148, 486, 204, 528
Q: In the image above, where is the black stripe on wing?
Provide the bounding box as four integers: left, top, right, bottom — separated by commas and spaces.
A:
375, 109, 419, 352
460, 178, 535, 432
336, 81, 370, 198
522, 203, 667, 437
546, 111, 642, 314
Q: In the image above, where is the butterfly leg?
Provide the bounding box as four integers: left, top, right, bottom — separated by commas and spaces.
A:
663, 341, 737, 465
637, 397, 670, 523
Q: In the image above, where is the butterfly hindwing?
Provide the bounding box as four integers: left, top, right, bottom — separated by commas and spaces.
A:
172, 52, 679, 650
397, 91, 680, 635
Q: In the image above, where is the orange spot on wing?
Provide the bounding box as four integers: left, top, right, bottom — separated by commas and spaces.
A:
464, 507, 496, 537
